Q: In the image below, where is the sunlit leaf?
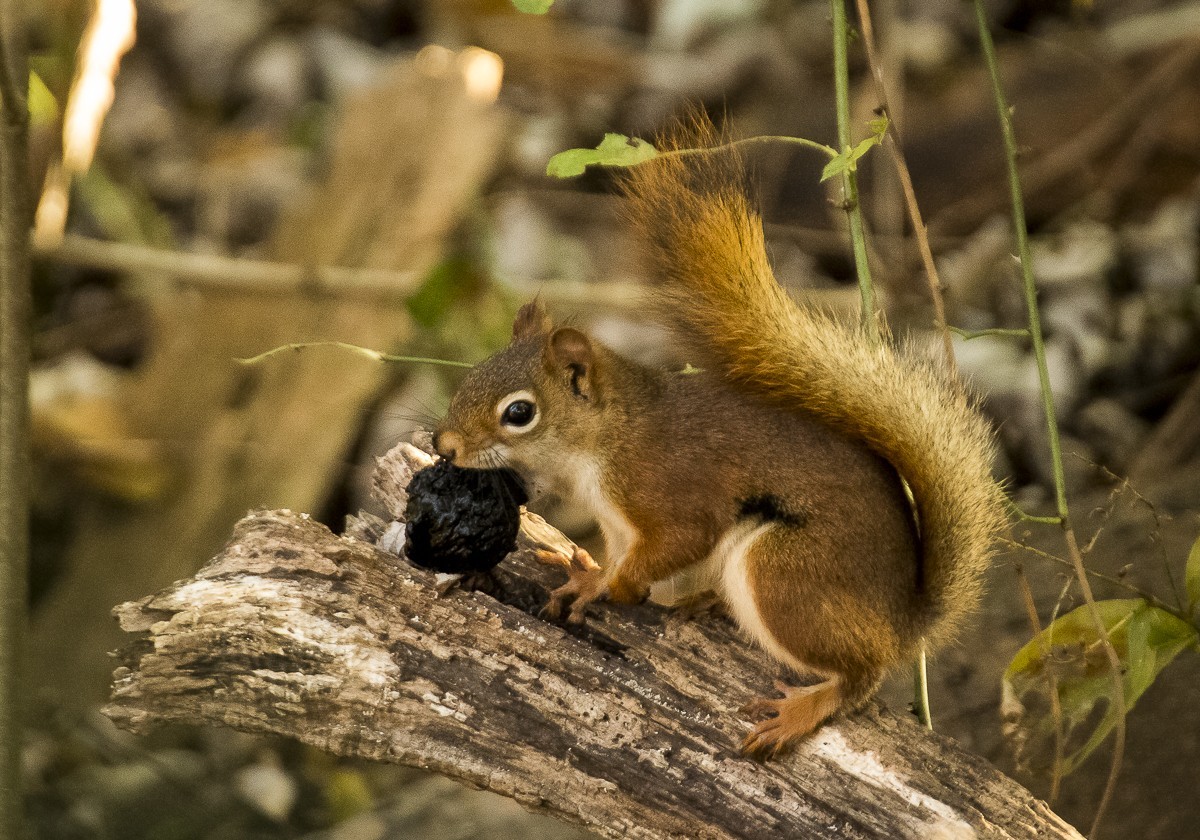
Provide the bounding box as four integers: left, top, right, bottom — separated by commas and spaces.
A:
546, 134, 659, 178
28, 70, 59, 128
1186, 534, 1200, 614
820, 115, 889, 183
1003, 599, 1196, 775
511, 0, 554, 11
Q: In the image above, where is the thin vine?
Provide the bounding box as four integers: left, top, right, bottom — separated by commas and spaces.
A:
972, 1, 1126, 834
830, 0, 938, 730
236, 341, 474, 369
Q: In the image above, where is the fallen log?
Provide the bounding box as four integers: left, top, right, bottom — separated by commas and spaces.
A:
104, 444, 1080, 840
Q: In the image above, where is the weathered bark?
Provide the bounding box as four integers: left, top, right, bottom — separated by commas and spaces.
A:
105, 445, 1082, 840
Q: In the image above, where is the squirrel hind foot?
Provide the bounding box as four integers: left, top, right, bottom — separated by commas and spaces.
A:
739, 678, 843, 761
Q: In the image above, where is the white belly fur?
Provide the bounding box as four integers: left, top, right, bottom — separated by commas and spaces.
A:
567, 456, 638, 572
717, 521, 820, 676
561, 460, 818, 678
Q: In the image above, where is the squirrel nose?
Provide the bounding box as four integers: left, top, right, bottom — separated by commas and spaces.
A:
434, 430, 463, 462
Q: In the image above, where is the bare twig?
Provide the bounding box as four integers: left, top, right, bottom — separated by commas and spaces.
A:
1062, 528, 1125, 838
949, 326, 1031, 341
852, 0, 956, 378
34, 233, 663, 314
0, 4, 31, 839
236, 341, 473, 369
1002, 538, 1182, 619
1013, 564, 1064, 802
1091, 463, 1184, 613
35, 233, 422, 296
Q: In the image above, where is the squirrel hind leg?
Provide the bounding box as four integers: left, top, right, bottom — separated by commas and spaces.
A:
740, 678, 843, 760
720, 520, 896, 758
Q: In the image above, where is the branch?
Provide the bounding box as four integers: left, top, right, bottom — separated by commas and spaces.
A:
35, 233, 422, 297
33, 233, 654, 313
103, 444, 1081, 840
0, 2, 31, 837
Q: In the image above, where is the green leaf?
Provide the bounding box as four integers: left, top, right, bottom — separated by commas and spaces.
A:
28, 70, 58, 128
546, 134, 659, 178
406, 256, 476, 329
1186, 534, 1200, 613
76, 164, 175, 248
1003, 599, 1197, 776
820, 115, 889, 183
510, 0, 554, 13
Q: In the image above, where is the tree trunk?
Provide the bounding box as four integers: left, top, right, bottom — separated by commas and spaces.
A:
0, 4, 31, 837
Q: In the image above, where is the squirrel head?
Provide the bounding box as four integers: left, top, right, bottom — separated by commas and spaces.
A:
434, 300, 607, 496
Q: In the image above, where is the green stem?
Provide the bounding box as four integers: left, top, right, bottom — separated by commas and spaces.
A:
236, 341, 474, 369
948, 326, 1031, 340
1002, 538, 1187, 623
0, 5, 30, 839
831, 0, 920, 725
912, 647, 932, 729
973, 27, 1065, 519
973, 3, 1125, 836
664, 134, 837, 160
1004, 499, 1062, 525
831, 0, 878, 341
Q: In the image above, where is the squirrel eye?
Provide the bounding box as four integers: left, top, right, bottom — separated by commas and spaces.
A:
501, 399, 536, 427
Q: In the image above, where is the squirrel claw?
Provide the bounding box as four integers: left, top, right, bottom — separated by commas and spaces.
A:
738, 680, 794, 719
541, 547, 607, 623
669, 591, 726, 622
741, 720, 793, 761
739, 690, 800, 760
739, 680, 840, 761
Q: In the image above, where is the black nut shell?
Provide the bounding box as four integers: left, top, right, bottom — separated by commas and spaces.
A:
403, 460, 528, 574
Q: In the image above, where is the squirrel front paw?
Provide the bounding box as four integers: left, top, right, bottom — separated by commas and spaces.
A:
541, 547, 607, 624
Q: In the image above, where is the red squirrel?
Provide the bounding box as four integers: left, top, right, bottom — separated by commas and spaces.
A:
433, 124, 1006, 758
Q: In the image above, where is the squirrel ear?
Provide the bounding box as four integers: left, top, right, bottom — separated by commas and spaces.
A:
548, 327, 594, 400
512, 300, 552, 340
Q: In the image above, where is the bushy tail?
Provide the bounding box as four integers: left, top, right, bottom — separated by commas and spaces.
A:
622, 124, 1007, 645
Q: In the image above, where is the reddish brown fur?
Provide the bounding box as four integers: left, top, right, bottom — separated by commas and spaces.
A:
437, 117, 1005, 757
438, 326, 922, 754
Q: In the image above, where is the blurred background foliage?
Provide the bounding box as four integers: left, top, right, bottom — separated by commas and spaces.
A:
18, 0, 1200, 837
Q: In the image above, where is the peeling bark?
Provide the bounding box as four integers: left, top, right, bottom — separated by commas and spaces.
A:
105, 445, 1081, 840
